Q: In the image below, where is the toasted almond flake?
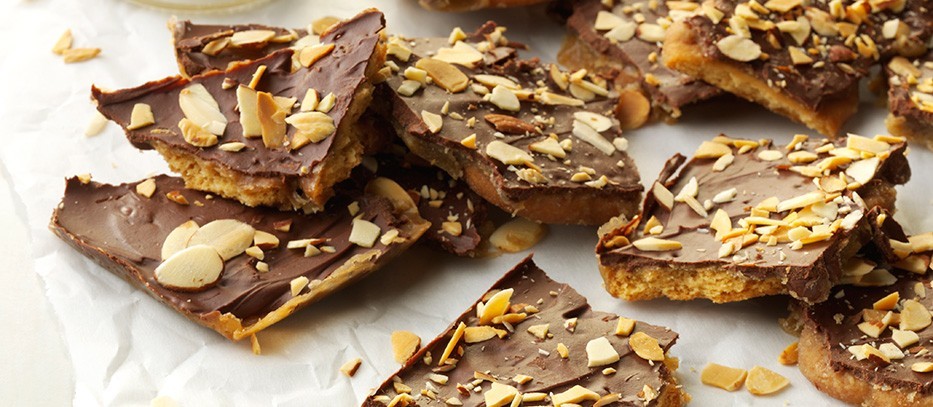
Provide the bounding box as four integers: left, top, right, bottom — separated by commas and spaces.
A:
474, 74, 520, 90
488, 85, 521, 112
595, 10, 627, 30
779, 342, 798, 365
788, 47, 814, 65
391, 331, 421, 364
486, 140, 533, 165
178, 118, 218, 148
62, 47, 100, 63
165, 191, 188, 205
135, 178, 157, 199
52, 29, 73, 55
538, 91, 585, 106
463, 326, 500, 343
235, 85, 261, 137
348, 218, 381, 248
873, 292, 899, 310
636, 23, 666, 42
615, 317, 636, 336
160, 220, 199, 260
316, 92, 336, 113
188, 219, 256, 261
289, 276, 309, 296
434, 41, 484, 68
745, 366, 789, 395
404, 67, 428, 83
256, 92, 287, 148
912, 362, 933, 373
201, 37, 229, 56
571, 120, 615, 156
230, 29, 275, 47
632, 237, 682, 252
154, 244, 223, 292
527, 324, 549, 339
604, 21, 638, 42
701, 363, 747, 391
438, 322, 466, 366
421, 110, 444, 134
899, 299, 932, 331
529, 137, 566, 158
179, 83, 226, 136
628, 332, 664, 361
573, 111, 613, 132
757, 150, 783, 161
286, 111, 336, 148
552, 385, 601, 405
483, 382, 518, 407
716, 35, 761, 62
845, 157, 879, 185
891, 328, 919, 349
586, 337, 620, 367
489, 218, 547, 253
298, 43, 335, 68
340, 358, 362, 377
460, 134, 477, 149
696, 141, 732, 158
126, 103, 155, 130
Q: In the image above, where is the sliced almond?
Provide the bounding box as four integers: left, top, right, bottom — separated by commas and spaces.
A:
899, 299, 932, 331
483, 382, 518, 407
178, 83, 227, 136
415, 58, 469, 93
489, 218, 547, 253
253, 230, 280, 249
298, 43, 335, 68
478, 288, 513, 325
778, 342, 798, 365
229, 29, 275, 47
463, 326, 501, 343
571, 120, 616, 155
154, 244, 223, 292
484, 114, 536, 135
632, 237, 682, 252
257, 91, 287, 149
236, 85, 261, 137
652, 182, 675, 210
187, 219, 256, 261
433, 41, 484, 68
526, 323, 549, 340
628, 332, 664, 361
573, 112, 613, 132
178, 118, 218, 147
52, 29, 73, 55
701, 363, 747, 391
62, 47, 100, 63
695, 141, 732, 158
529, 137, 566, 158
84, 111, 108, 137
745, 366, 789, 395
892, 328, 920, 348
586, 337, 620, 367
421, 110, 444, 134
201, 37, 229, 56
340, 358, 362, 377
126, 103, 155, 130
605, 21, 638, 43
757, 150, 783, 161
486, 140, 534, 166
474, 74, 520, 90
437, 322, 466, 366
873, 292, 899, 310
615, 317, 636, 337
488, 85, 521, 112
290, 276, 309, 296
161, 220, 200, 260
391, 330, 421, 364
845, 157, 879, 185
286, 111, 335, 148
551, 385, 600, 405
912, 362, 933, 373
135, 178, 157, 198
716, 34, 762, 62
348, 218, 381, 248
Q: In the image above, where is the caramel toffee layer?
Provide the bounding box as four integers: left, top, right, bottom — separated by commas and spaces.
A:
363, 153, 486, 257
674, 0, 930, 110
171, 20, 307, 77
50, 175, 423, 332
364, 257, 683, 406
92, 10, 385, 206
376, 24, 642, 221
598, 134, 910, 302
565, 0, 721, 114
887, 51, 933, 130
804, 265, 933, 395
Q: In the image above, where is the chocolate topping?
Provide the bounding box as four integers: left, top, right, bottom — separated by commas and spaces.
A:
92, 10, 386, 208
565, 0, 722, 113
363, 257, 682, 406
598, 134, 910, 302
682, 0, 931, 110
50, 175, 427, 335
376, 24, 643, 222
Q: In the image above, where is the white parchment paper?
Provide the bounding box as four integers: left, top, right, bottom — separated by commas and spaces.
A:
1, 0, 930, 405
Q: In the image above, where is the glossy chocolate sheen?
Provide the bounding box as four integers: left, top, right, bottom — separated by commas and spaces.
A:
171, 20, 307, 77
50, 175, 414, 324
92, 10, 384, 179
598, 137, 910, 302
566, 0, 722, 111
378, 29, 642, 203
888, 51, 933, 125
806, 267, 933, 395
363, 257, 680, 406
685, 0, 931, 110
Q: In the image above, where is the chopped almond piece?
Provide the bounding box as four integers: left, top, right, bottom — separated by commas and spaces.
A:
745, 366, 789, 395
340, 358, 362, 377
391, 331, 421, 364
778, 342, 798, 365
701, 363, 747, 391
628, 332, 665, 361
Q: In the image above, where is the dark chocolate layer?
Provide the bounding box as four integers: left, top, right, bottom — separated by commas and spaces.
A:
171, 20, 307, 77
565, 0, 722, 113
50, 175, 420, 325
363, 257, 682, 406
598, 135, 910, 302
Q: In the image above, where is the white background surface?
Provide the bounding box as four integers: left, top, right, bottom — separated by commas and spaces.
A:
0, 0, 929, 406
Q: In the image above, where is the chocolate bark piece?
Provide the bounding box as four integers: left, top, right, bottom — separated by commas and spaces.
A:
559, 0, 722, 123
662, 0, 932, 137
49, 175, 429, 341
363, 257, 688, 407
92, 9, 386, 211
886, 51, 933, 150
375, 24, 643, 225
798, 231, 933, 406
596, 133, 910, 304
